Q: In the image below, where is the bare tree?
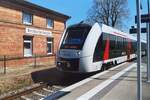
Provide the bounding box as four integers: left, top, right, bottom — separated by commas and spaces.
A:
86, 0, 129, 28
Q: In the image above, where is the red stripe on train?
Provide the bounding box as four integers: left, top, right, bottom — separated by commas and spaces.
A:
103, 37, 110, 61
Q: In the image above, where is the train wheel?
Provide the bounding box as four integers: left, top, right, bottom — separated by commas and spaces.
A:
101, 64, 106, 71
101, 67, 103, 71
115, 60, 117, 65
102, 66, 105, 71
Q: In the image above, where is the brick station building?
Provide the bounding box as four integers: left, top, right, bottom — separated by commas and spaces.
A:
0, 0, 70, 67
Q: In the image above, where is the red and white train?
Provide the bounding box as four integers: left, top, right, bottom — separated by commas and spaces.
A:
56, 22, 146, 73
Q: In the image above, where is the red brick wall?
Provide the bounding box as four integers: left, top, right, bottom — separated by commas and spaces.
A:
54, 20, 65, 32
33, 16, 47, 28
0, 56, 55, 69
33, 36, 47, 55
0, 1, 66, 67
6, 56, 55, 67
0, 1, 66, 30
0, 22, 64, 56
53, 33, 63, 54
0, 22, 24, 55
0, 6, 22, 24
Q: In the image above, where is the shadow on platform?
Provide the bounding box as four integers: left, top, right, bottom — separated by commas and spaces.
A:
31, 67, 98, 86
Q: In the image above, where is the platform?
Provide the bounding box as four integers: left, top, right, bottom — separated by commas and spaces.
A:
45, 61, 150, 100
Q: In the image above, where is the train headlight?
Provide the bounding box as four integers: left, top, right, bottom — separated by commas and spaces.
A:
58, 62, 61, 65
77, 51, 81, 56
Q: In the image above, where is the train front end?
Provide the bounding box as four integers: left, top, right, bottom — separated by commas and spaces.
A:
56, 23, 101, 73
57, 23, 91, 73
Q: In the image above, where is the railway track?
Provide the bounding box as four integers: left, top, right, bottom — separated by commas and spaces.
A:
0, 62, 138, 100
0, 83, 63, 100
18, 85, 62, 100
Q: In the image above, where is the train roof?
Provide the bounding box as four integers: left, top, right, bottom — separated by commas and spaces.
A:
67, 22, 146, 43
68, 22, 92, 29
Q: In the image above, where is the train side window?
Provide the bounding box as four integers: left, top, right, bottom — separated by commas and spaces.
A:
118, 36, 121, 49
121, 37, 123, 50
123, 38, 125, 50
102, 33, 108, 50
109, 34, 116, 58
116, 36, 123, 56
125, 38, 127, 51
118, 37, 121, 49
120, 37, 123, 49
115, 36, 118, 49
110, 34, 115, 50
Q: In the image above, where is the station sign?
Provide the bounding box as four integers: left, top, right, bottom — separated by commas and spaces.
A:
25, 27, 52, 36
129, 28, 147, 34
135, 14, 150, 23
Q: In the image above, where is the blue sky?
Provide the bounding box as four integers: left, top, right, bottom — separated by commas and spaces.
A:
28, 0, 92, 25
28, 0, 148, 32
128, 0, 147, 27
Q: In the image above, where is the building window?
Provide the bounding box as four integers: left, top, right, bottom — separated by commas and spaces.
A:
24, 36, 33, 57
47, 38, 53, 55
47, 18, 54, 28
23, 12, 32, 25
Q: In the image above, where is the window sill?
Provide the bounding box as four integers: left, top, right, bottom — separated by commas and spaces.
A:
23, 22, 32, 26
47, 53, 53, 55
24, 55, 33, 57
47, 26, 53, 29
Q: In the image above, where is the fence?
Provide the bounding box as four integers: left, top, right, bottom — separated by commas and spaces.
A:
0, 54, 56, 74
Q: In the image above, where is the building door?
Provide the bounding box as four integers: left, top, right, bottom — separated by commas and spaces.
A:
24, 36, 33, 57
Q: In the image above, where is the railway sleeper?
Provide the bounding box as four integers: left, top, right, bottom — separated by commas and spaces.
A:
32, 91, 46, 97
36, 88, 53, 96
42, 88, 53, 93
21, 92, 43, 100
20, 95, 32, 100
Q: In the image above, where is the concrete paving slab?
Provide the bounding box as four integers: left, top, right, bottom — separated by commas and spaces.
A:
45, 59, 149, 100
91, 64, 150, 100
58, 63, 133, 100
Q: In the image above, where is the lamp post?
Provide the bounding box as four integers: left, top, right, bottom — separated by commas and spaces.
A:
136, 0, 142, 100
147, 0, 150, 83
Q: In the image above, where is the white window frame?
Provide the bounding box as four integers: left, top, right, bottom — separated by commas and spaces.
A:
24, 37, 33, 57
47, 38, 53, 55
23, 12, 32, 25
47, 18, 53, 29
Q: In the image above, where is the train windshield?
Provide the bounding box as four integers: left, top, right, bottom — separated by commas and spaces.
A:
60, 26, 91, 50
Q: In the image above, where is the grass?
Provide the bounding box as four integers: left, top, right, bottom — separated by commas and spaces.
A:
0, 74, 33, 94
0, 63, 55, 95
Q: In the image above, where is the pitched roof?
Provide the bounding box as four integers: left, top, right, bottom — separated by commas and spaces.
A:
3, 0, 71, 21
